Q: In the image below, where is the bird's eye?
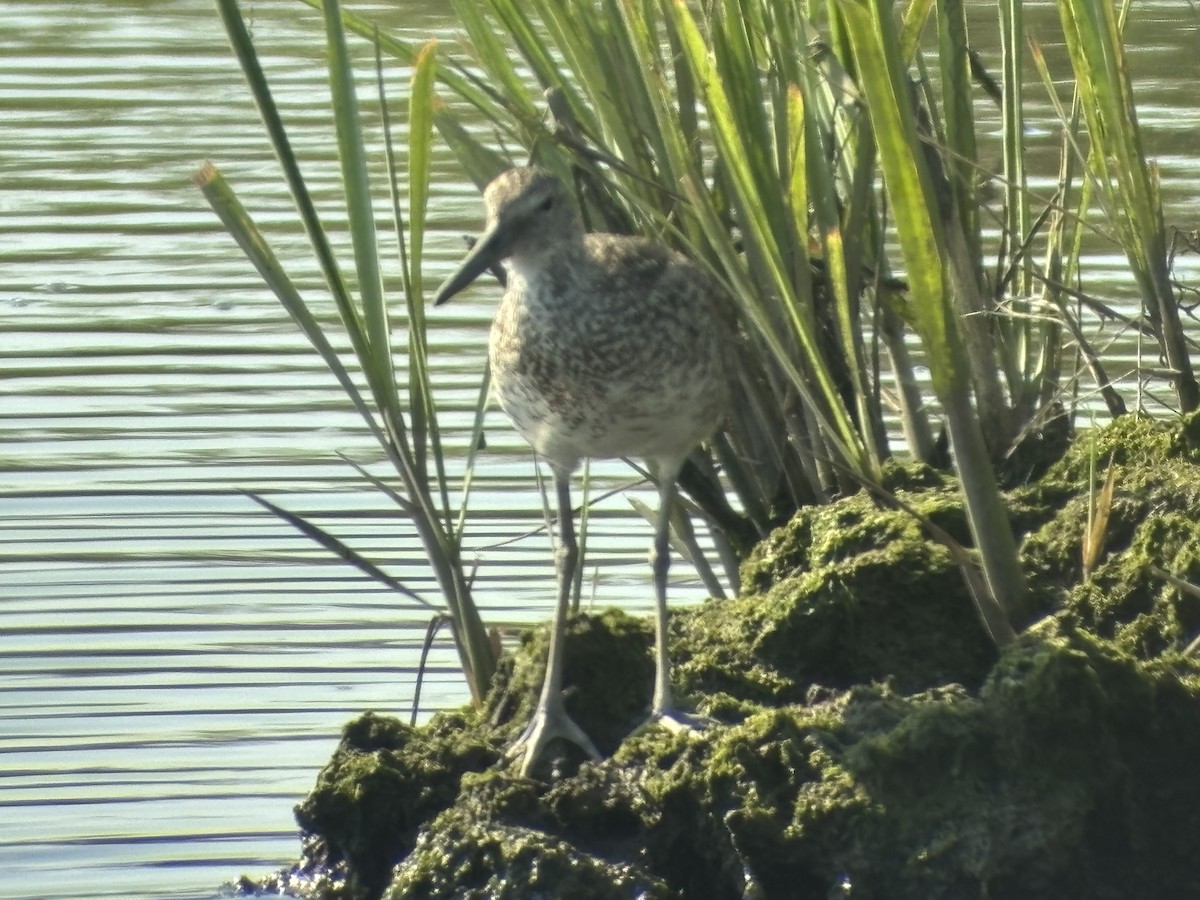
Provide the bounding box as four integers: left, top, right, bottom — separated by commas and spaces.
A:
539, 196, 554, 212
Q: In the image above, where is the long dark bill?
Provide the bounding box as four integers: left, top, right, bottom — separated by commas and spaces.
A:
432, 223, 509, 306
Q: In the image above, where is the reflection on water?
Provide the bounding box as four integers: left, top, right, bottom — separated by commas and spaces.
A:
1, 1, 1198, 898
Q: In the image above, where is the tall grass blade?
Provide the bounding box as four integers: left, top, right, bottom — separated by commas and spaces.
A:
196, 164, 387, 450
214, 0, 370, 363
1082, 456, 1116, 578
838, 0, 1029, 628
296, 0, 511, 121
339, 453, 415, 514
448, 0, 540, 119
669, 0, 873, 481
433, 109, 510, 189
411, 615, 450, 725
244, 492, 437, 610
322, 0, 398, 419
209, 0, 498, 704
403, 42, 453, 519
1059, 0, 1199, 412
454, 369, 493, 544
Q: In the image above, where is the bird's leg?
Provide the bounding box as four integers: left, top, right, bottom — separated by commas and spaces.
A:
506, 468, 601, 776
642, 469, 709, 734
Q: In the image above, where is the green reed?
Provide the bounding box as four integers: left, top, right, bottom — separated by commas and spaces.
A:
1057, 0, 1198, 413
206, 0, 1196, 672
324, 0, 1030, 631
200, 0, 496, 702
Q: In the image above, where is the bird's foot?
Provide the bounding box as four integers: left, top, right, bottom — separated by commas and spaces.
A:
637, 706, 714, 736
506, 702, 601, 778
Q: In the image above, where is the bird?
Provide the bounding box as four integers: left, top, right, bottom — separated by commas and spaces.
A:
433, 166, 732, 777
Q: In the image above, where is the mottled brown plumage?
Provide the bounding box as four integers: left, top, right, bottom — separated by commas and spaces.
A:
435, 167, 731, 776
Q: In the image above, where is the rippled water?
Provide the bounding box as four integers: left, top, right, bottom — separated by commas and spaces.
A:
2, 2, 1198, 898
1, 2, 677, 897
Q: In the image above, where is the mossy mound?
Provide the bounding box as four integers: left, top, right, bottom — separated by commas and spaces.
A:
676, 484, 997, 706
250, 711, 503, 900
242, 415, 1200, 900
1022, 412, 1200, 655
485, 608, 656, 758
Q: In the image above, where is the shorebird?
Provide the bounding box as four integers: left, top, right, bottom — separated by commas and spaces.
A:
434, 167, 731, 776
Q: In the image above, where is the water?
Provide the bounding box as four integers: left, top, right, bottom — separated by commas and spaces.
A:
1, 2, 673, 897
2, 2, 1198, 898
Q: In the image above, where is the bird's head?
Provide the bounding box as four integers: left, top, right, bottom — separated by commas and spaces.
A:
433, 167, 581, 306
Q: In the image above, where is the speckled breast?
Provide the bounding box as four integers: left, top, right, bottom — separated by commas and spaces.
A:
486, 242, 731, 473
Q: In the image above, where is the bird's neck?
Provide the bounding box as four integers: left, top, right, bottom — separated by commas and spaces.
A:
506, 237, 588, 290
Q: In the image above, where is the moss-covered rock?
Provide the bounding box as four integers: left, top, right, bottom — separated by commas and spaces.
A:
678, 487, 996, 701
241, 416, 1200, 900
387, 807, 675, 899
273, 710, 502, 899
1020, 414, 1200, 655
694, 634, 1200, 899
485, 608, 655, 759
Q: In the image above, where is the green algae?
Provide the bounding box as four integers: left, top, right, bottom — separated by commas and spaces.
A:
1019, 413, 1200, 656
247, 416, 1200, 900
485, 608, 655, 758
282, 710, 503, 899
387, 809, 675, 900
684, 486, 997, 699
